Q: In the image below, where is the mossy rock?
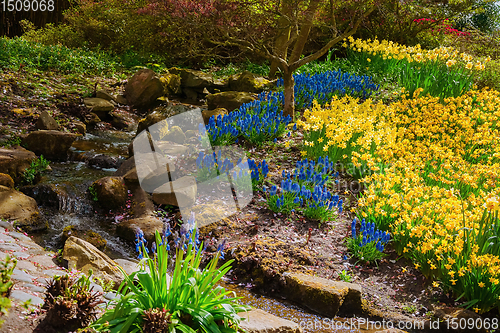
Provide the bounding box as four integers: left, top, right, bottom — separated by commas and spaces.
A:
62, 225, 107, 250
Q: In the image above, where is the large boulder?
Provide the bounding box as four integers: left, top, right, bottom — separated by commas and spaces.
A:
229, 71, 272, 93
169, 68, 214, 89
283, 272, 363, 318
83, 98, 114, 120
159, 73, 182, 95
91, 176, 127, 210
125, 69, 164, 109
22, 130, 78, 161
62, 226, 107, 250
0, 147, 37, 183
152, 176, 197, 207
36, 110, 60, 130
160, 125, 186, 144
87, 154, 121, 170
0, 185, 47, 232
238, 309, 302, 333
116, 216, 163, 244
207, 91, 255, 111
63, 236, 123, 287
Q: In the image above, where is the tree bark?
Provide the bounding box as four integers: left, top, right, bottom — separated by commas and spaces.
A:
269, 3, 294, 79
282, 66, 295, 119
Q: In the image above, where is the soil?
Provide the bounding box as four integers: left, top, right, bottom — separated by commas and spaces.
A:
1, 68, 496, 332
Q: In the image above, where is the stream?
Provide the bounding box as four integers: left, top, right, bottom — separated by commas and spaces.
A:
32, 128, 382, 333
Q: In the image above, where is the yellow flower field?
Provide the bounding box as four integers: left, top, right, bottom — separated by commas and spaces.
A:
299, 89, 500, 313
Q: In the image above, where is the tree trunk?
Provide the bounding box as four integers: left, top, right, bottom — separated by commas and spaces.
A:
282, 68, 295, 119
269, 5, 293, 79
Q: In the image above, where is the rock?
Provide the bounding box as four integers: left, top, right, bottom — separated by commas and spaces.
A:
91, 176, 127, 210
160, 125, 186, 144
36, 110, 60, 130
238, 309, 302, 333
63, 236, 123, 287
125, 69, 164, 109
0, 173, 14, 188
184, 87, 199, 101
114, 258, 141, 276
72, 120, 87, 135
433, 306, 487, 333
19, 183, 67, 208
96, 90, 114, 101
0, 146, 37, 183
110, 110, 138, 131
207, 91, 255, 111
159, 73, 182, 95
136, 112, 167, 137
229, 71, 272, 93
114, 94, 128, 105
10, 290, 44, 306
0, 185, 47, 232
22, 130, 78, 161
202, 108, 228, 125
116, 216, 163, 244
87, 154, 121, 170
62, 226, 107, 250
283, 272, 362, 318
83, 98, 114, 119
152, 176, 197, 207
84, 112, 101, 127
114, 156, 136, 177
169, 68, 214, 89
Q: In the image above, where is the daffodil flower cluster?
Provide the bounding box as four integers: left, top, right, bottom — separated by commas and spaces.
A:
342, 36, 491, 98
300, 88, 500, 313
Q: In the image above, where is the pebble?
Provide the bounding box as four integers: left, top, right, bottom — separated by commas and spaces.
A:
0, 233, 15, 242
10, 290, 44, 306
23, 283, 46, 293
12, 251, 30, 259
104, 291, 120, 300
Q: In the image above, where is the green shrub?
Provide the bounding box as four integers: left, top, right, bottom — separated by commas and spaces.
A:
476, 58, 500, 90
20, 20, 85, 49
22, 155, 49, 185
0, 37, 120, 75
0, 256, 17, 328
43, 271, 104, 330
91, 230, 250, 332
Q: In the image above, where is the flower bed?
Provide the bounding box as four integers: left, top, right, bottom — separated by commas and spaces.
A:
298, 88, 500, 313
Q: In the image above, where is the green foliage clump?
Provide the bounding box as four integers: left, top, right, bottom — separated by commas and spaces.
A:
1, 136, 22, 148
22, 155, 49, 185
0, 37, 120, 75
43, 271, 104, 331
91, 230, 250, 333
0, 256, 17, 328
88, 184, 99, 202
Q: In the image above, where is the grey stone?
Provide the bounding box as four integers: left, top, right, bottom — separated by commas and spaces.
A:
104, 291, 120, 300
24, 283, 46, 293
12, 269, 35, 283
42, 269, 66, 277
90, 282, 104, 294
84, 98, 114, 119
12, 251, 30, 259
0, 233, 15, 242
30, 254, 57, 268
9, 231, 31, 242
0, 242, 22, 252
238, 309, 302, 333
10, 290, 44, 306
114, 258, 140, 276
0, 220, 13, 231
15, 260, 36, 271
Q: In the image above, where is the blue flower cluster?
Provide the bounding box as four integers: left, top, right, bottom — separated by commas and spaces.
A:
247, 159, 269, 183
277, 70, 379, 108
174, 212, 200, 252
135, 228, 149, 259
293, 156, 338, 188
351, 218, 391, 252
204, 91, 292, 146
264, 157, 342, 221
